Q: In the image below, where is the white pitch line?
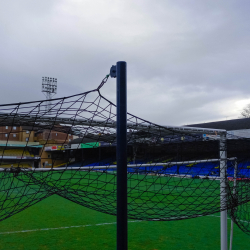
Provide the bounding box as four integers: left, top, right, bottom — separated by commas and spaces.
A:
1, 215, 248, 235
0, 220, 141, 235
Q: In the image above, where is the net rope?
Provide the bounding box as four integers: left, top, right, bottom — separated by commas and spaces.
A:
0, 76, 250, 235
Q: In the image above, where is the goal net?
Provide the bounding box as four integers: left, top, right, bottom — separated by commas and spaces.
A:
0, 75, 250, 236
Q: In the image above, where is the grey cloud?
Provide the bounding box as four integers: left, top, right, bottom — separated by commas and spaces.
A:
0, 0, 250, 126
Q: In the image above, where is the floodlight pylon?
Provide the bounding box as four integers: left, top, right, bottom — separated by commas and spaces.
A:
42, 77, 57, 113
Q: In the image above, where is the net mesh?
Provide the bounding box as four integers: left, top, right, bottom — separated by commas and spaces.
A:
0, 75, 250, 235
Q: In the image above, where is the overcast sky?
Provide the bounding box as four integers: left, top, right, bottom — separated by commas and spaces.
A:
1, 0, 250, 126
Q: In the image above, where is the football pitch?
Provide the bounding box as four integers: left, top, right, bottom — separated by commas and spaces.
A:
0, 194, 249, 250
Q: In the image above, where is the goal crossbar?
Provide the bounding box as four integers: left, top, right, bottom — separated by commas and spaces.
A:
0, 157, 236, 172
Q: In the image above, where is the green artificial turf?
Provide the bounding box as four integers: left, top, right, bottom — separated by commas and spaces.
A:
0, 194, 250, 250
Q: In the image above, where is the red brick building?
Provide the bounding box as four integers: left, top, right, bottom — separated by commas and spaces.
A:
0, 126, 73, 144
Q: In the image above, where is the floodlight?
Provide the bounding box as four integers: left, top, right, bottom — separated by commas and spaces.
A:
42, 76, 58, 113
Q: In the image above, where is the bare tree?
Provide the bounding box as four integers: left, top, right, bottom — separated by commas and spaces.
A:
240, 104, 250, 118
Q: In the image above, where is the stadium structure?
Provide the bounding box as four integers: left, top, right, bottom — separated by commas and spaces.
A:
0, 125, 73, 168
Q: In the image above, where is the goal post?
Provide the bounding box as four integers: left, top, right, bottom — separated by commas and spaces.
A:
220, 132, 228, 250
229, 158, 238, 250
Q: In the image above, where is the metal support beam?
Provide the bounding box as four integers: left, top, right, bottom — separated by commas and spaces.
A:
133, 146, 137, 164
116, 61, 127, 250
1, 157, 237, 172
229, 159, 237, 250
0, 112, 226, 136
220, 133, 227, 250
